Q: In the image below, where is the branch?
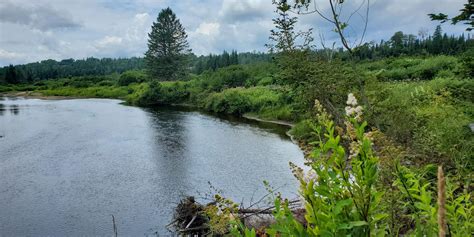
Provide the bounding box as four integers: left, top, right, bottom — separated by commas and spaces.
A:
329, 0, 353, 54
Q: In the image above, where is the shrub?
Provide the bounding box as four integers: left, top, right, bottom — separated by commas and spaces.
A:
118, 70, 147, 86
459, 47, 474, 78
289, 119, 314, 140
202, 65, 250, 91
126, 81, 162, 106
203, 87, 282, 115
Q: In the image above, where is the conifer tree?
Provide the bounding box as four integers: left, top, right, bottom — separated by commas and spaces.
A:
5, 65, 19, 84
145, 7, 190, 81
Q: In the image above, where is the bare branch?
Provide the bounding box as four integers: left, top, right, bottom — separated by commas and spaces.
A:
329, 0, 353, 54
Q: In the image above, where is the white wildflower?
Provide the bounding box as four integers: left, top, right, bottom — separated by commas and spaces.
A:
345, 106, 354, 116
354, 105, 363, 114
345, 94, 363, 121
346, 93, 358, 106
354, 105, 363, 121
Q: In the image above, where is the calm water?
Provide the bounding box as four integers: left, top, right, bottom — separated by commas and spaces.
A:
0, 97, 304, 236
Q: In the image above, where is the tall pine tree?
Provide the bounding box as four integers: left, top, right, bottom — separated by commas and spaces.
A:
145, 8, 190, 81
5, 65, 19, 84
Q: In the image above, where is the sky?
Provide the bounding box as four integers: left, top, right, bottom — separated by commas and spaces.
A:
0, 0, 469, 66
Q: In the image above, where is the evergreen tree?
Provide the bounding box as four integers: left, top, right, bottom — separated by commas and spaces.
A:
230, 50, 239, 65
221, 51, 230, 67
145, 7, 190, 81
432, 25, 443, 54
5, 65, 19, 84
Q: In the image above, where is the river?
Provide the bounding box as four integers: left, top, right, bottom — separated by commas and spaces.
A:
0, 97, 304, 236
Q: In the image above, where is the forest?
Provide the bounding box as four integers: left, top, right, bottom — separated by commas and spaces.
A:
1, 0, 473, 236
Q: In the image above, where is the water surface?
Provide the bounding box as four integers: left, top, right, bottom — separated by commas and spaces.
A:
0, 97, 304, 236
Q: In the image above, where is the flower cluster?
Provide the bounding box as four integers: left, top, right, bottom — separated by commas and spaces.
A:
345, 93, 363, 121
313, 99, 332, 125
290, 161, 304, 182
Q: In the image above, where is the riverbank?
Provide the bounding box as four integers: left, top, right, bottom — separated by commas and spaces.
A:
242, 114, 294, 127
0, 91, 81, 100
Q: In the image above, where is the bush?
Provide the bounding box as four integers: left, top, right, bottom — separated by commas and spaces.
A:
289, 119, 314, 140
459, 47, 474, 78
203, 87, 282, 115
118, 70, 147, 86
126, 81, 162, 106
201, 65, 250, 91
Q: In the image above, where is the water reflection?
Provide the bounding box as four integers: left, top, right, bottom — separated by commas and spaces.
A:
146, 107, 190, 191
9, 105, 19, 115
157, 105, 291, 140
0, 103, 20, 116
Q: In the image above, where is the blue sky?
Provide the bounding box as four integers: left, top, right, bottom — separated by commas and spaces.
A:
0, 0, 469, 66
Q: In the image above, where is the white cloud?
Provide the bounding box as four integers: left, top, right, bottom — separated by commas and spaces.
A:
218, 0, 269, 22
95, 36, 123, 49
0, 49, 22, 60
195, 22, 220, 36
125, 13, 151, 41
0, 0, 80, 31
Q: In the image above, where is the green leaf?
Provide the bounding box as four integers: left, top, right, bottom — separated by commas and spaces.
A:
334, 198, 353, 215
349, 221, 368, 227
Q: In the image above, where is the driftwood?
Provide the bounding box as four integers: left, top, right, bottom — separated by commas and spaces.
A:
168, 196, 210, 234
168, 196, 304, 235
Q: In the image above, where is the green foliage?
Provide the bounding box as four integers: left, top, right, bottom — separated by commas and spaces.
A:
202, 65, 250, 91
258, 105, 293, 121
4, 64, 19, 84
126, 81, 162, 106
276, 50, 359, 120
204, 194, 242, 235
429, 2, 474, 31
145, 7, 190, 81
264, 96, 473, 236
366, 77, 474, 170
395, 164, 474, 236
266, 0, 313, 53
289, 119, 315, 140
459, 47, 474, 78
117, 70, 146, 86
193, 50, 240, 73
268, 97, 387, 236
365, 56, 461, 81
203, 87, 283, 115
0, 57, 145, 82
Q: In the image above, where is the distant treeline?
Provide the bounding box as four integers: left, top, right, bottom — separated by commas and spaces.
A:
191, 51, 272, 74
0, 57, 145, 84
0, 52, 273, 84
353, 26, 473, 59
